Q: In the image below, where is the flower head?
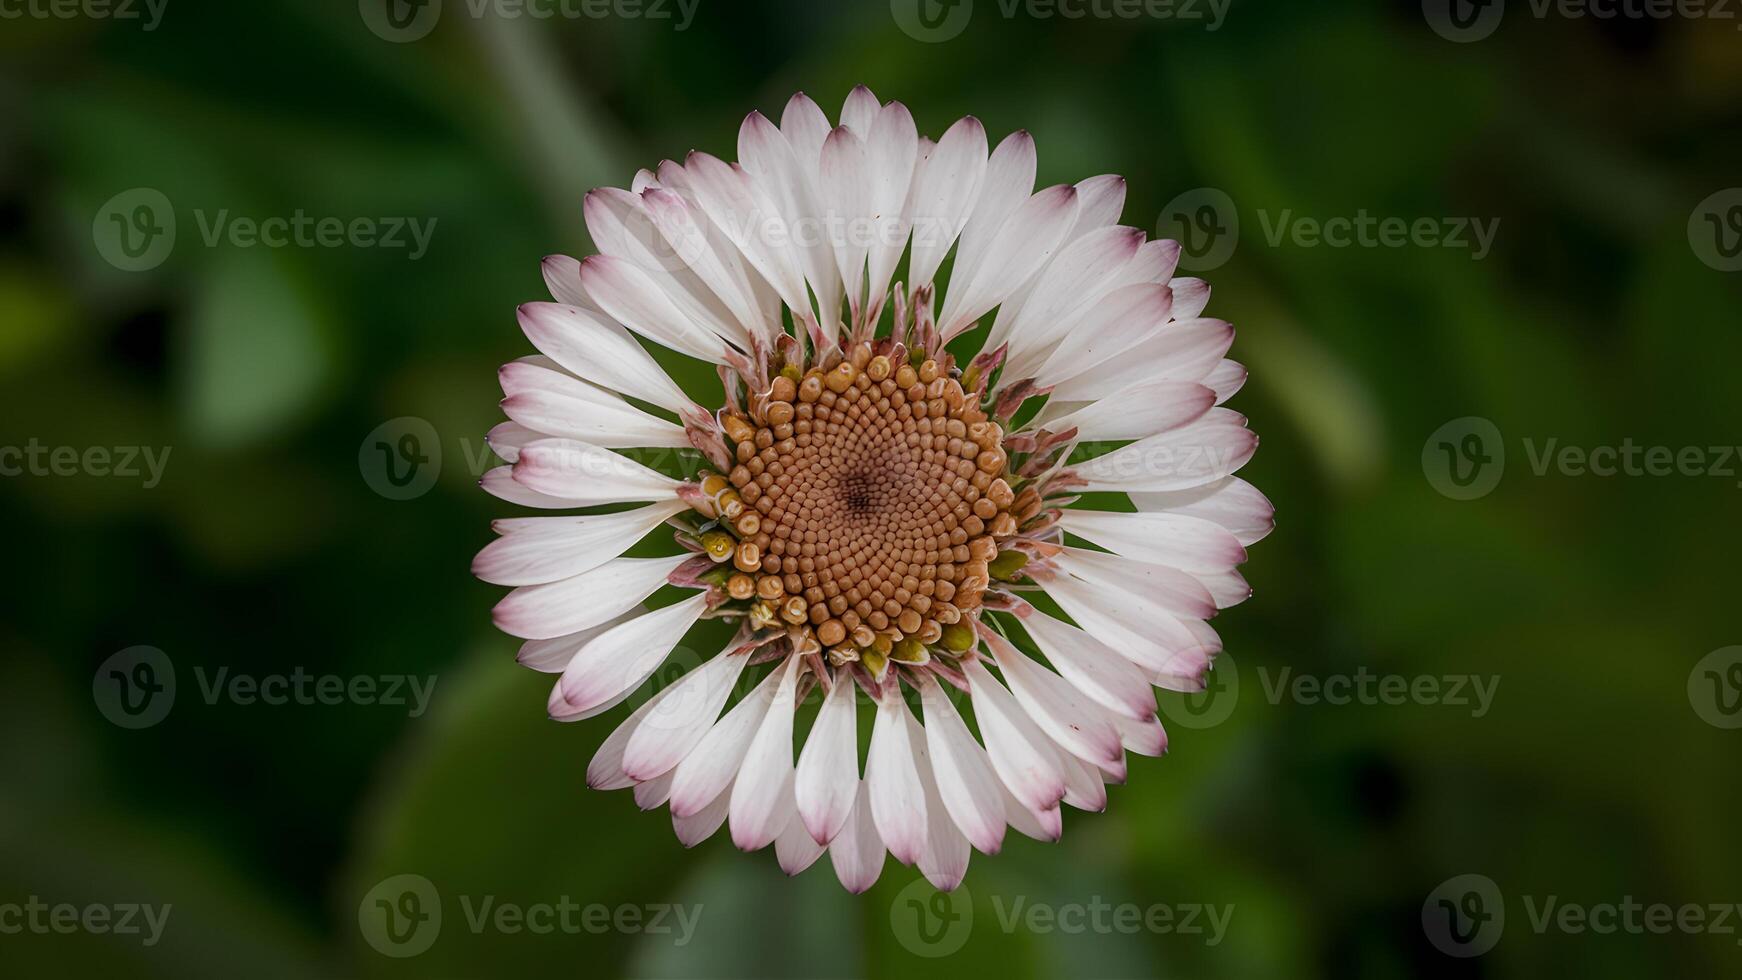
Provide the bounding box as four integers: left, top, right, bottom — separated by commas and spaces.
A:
475, 86, 1272, 892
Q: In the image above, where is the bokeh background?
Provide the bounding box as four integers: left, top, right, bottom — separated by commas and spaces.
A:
3, 0, 1741, 976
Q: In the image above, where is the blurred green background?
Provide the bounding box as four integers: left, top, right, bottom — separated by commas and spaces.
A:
3, 0, 1741, 976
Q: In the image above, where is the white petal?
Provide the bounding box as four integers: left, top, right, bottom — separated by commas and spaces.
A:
1039, 379, 1214, 443
1170, 277, 1211, 319
640, 188, 770, 348
684, 151, 814, 317
623, 649, 751, 781
669, 667, 783, 817
866, 686, 928, 865
1019, 611, 1159, 721
738, 112, 843, 330
580, 254, 734, 363
540, 255, 594, 309
1204, 358, 1247, 404
511, 438, 681, 504
472, 500, 685, 586
493, 554, 687, 640
906, 116, 988, 289
839, 84, 880, 135
983, 630, 1123, 769
963, 659, 1067, 813
1051, 547, 1218, 621
918, 676, 1006, 855
1072, 408, 1257, 493
1030, 565, 1214, 678
1055, 509, 1247, 573
1112, 711, 1170, 757
861, 101, 920, 324
729, 656, 802, 851
583, 190, 753, 353
780, 92, 831, 169
1002, 787, 1063, 842
517, 611, 638, 674
794, 675, 859, 845
516, 303, 696, 417
486, 421, 541, 463
951, 130, 1037, 291
829, 780, 886, 894
1024, 282, 1173, 386
552, 593, 708, 717
672, 783, 732, 847
503, 357, 692, 452
774, 793, 828, 875
938, 184, 1079, 339
1068, 174, 1128, 239
633, 771, 674, 810
1128, 476, 1276, 547
991, 225, 1146, 370
906, 709, 971, 892
586, 676, 685, 791
818, 125, 870, 316
480, 464, 584, 510
1044, 316, 1233, 399
1056, 748, 1108, 812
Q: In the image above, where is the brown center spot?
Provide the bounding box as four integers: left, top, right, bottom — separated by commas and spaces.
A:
720, 345, 1020, 659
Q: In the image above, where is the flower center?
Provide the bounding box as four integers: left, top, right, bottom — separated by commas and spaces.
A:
712, 343, 1021, 663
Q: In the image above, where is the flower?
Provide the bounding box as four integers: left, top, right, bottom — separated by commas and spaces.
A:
473, 85, 1272, 893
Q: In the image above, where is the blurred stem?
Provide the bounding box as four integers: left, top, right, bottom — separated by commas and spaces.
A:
468, 16, 632, 249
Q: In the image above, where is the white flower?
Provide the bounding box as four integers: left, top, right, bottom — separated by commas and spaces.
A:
474, 86, 1272, 893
